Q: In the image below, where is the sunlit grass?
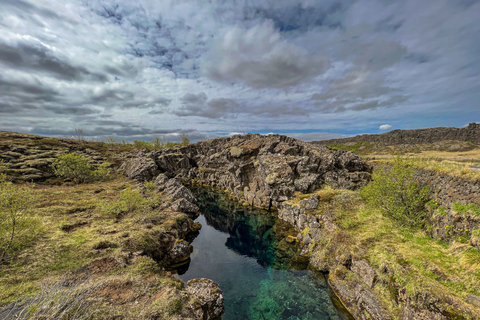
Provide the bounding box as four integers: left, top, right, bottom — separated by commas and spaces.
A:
0, 177, 182, 307
298, 187, 480, 318
371, 156, 480, 180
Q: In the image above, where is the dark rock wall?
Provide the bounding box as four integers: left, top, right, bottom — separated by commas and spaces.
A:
313, 123, 480, 146
413, 169, 480, 247
124, 134, 372, 208
414, 169, 480, 208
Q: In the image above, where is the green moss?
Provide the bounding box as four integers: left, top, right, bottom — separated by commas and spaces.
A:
438, 206, 448, 216
453, 202, 480, 216
326, 141, 374, 154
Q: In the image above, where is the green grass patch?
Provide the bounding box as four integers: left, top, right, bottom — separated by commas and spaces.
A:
452, 202, 480, 216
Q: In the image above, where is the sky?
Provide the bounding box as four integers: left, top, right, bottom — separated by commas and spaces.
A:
1, 0, 479, 142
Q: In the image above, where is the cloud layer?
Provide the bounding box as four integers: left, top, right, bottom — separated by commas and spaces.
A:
1, 0, 479, 141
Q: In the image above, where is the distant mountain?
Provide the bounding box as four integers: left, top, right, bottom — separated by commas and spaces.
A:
312, 123, 480, 146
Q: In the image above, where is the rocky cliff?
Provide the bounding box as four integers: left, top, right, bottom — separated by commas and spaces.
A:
313, 123, 480, 146
122, 134, 372, 209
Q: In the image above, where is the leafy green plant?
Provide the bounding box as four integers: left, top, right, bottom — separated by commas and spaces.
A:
93, 162, 111, 181
360, 156, 430, 228
437, 206, 448, 216
452, 202, 480, 216
144, 180, 157, 193
52, 153, 110, 184
180, 134, 190, 146
0, 174, 40, 262
51, 153, 94, 183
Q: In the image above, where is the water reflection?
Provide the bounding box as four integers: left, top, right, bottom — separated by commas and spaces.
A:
177, 188, 350, 320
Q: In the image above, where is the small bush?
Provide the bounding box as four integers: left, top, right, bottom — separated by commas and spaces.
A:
0, 174, 40, 262
51, 153, 110, 184
144, 180, 156, 193
180, 134, 190, 146
0, 160, 7, 173
93, 162, 111, 181
360, 156, 430, 228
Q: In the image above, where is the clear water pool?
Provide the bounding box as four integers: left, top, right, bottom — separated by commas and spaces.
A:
177, 189, 351, 320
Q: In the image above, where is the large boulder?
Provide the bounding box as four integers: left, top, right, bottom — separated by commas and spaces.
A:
120, 153, 159, 181
122, 134, 371, 208
186, 278, 225, 320
171, 198, 199, 213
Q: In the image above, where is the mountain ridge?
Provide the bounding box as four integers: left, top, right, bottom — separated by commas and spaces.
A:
313, 123, 480, 146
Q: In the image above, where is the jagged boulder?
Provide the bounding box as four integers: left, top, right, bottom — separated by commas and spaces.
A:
146, 134, 371, 208
163, 178, 196, 203
120, 152, 159, 181
171, 198, 199, 213
169, 240, 192, 264
186, 278, 225, 320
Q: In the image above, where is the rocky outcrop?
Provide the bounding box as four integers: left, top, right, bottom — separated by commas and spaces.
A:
414, 169, 480, 208
122, 175, 200, 267
329, 265, 392, 320
122, 134, 371, 209
0, 131, 108, 182
186, 278, 225, 320
278, 195, 392, 320
120, 152, 159, 181
314, 123, 480, 146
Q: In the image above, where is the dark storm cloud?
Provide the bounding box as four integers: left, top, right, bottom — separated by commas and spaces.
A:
43, 106, 99, 115
0, 77, 59, 103
0, 41, 107, 82
174, 95, 240, 119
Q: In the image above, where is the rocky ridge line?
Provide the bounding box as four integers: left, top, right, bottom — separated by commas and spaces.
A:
313, 123, 480, 146
121, 133, 371, 209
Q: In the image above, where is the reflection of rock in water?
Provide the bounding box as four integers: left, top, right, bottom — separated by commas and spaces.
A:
192, 187, 305, 270
174, 259, 191, 275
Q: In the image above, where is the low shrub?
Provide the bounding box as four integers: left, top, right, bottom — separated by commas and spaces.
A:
360, 156, 430, 228
51, 153, 110, 184
0, 174, 40, 263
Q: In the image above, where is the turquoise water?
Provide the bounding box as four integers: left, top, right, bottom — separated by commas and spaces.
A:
178, 189, 350, 320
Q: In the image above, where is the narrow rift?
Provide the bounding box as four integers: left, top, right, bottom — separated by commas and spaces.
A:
177, 188, 351, 320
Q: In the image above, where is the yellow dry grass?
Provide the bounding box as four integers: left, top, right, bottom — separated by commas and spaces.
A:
370, 156, 480, 180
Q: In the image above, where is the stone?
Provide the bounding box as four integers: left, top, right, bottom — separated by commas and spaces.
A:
186, 278, 225, 320
169, 240, 192, 263
120, 153, 159, 181
466, 294, 480, 307
138, 134, 371, 208
171, 198, 199, 213
164, 178, 196, 203
304, 194, 320, 210
154, 173, 169, 189
351, 259, 377, 288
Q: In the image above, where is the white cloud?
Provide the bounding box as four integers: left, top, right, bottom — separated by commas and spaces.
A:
379, 124, 392, 130
1, 0, 480, 140
202, 20, 328, 88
